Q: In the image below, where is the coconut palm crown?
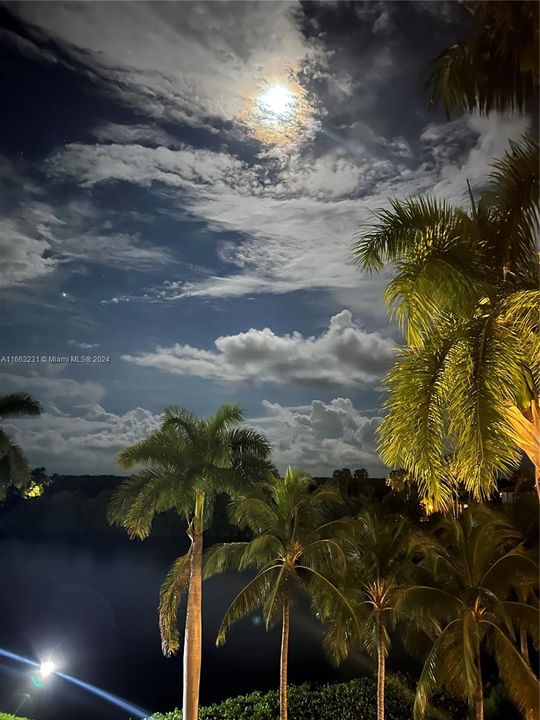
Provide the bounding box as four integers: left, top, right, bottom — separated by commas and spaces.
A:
401, 506, 539, 720
108, 403, 272, 720
354, 137, 539, 508
204, 466, 357, 720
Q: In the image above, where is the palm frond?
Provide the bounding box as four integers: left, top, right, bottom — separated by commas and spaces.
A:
216, 565, 282, 645
377, 331, 457, 509
117, 428, 185, 470
227, 426, 271, 459
501, 601, 540, 648
162, 406, 200, 444
203, 542, 249, 579
427, 2, 539, 117
159, 550, 192, 656
486, 620, 540, 717
0, 431, 32, 495
480, 549, 537, 596
399, 586, 463, 625
354, 197, 458, 272
207, 403, 244, 433
413, 619, 470, 720
301, 538, 347, 578
0, 393, 42, 418
107, 466, 179, 539
488, 136, 539, 281
447, 312, 524, 497
230, 496, 278, 534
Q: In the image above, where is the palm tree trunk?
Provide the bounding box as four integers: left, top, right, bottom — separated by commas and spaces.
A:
280, 601, 290, 720
475, 656, 484, 720
183, 494, 204, 720
377, 613, 385, 720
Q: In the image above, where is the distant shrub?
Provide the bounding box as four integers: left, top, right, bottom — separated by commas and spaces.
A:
150, 674, 467, 720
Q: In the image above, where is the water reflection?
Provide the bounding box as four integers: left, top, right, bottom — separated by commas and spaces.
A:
0, 539, 362, 719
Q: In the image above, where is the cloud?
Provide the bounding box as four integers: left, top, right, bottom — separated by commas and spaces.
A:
121, 310, 394, 387
6, 397, 382, 477
46, 111, 528, 305
5, 405, 161, 475
92, 122, 182, 148
252, 397, 384, 475
67, 339, 100, 350
47, 142, 258, 192
0, 155, 174, 288
0, 218, 56, 287
13, 1, 326, 139
0, 372, 105, 411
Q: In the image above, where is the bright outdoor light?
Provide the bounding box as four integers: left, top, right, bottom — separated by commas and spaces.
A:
39, 659, 56, 678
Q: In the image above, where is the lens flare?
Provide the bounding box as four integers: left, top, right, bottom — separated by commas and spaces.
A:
40, 659, 56, 678
0, 647, 148, 719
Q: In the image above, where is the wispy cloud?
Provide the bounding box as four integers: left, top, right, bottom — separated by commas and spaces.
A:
0, 154, 174, 289
13, 1, 326, 140
46, 112, 528, 304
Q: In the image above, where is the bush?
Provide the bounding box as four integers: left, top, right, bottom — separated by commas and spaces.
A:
150, 674, 467, 720
0, 714, 31, 720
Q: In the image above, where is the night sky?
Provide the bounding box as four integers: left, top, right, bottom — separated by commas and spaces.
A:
0, 1, 531, 477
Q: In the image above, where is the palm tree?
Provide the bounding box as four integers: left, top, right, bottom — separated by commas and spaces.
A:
428, 1, 539, 117
107, 403, 271, 720
0, 393, 42, 500
502, 493, 540, 720
319, 510, 411, 720
401, 506, 539, 720
354, 137, 539, 508
204, 467, 357, 720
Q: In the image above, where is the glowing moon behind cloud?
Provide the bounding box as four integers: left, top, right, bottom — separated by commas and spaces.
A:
256, 84, 298, 124
243, 78, 313, 145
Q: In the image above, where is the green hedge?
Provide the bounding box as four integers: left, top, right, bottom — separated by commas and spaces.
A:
151, 675, 467, 720
0, 714, 31, 720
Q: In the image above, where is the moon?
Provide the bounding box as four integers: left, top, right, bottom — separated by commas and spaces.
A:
257, 84, 298, 124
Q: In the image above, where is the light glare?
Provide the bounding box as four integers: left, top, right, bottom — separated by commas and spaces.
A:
259, 85, 295, 117
40, 659, 56, 678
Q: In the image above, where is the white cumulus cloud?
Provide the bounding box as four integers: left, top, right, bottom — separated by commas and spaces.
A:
121, 310, 395, 387
252, 397, 384, 475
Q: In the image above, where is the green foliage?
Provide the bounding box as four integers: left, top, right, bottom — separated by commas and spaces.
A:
108, 403, 272, 659
149, 675, 466, 720
427, 1, 539, 117
109, 403, 272, 540
354, 137, 540, 509
0, 714, 31, 720
204, 467, 357, 645
0, 393, 43, 501
402, 506, 539, 719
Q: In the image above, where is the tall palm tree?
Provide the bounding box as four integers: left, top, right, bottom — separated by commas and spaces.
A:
401, 506, 539, 720
204, 467, 357, 720
428, 1, 539, 117
354, 137, 539, 508
0, 393, 42, 500
107, 403, 271, 720
319, 511, 411, 720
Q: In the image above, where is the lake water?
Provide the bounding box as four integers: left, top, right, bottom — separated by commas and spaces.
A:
0, 538, 370, 720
